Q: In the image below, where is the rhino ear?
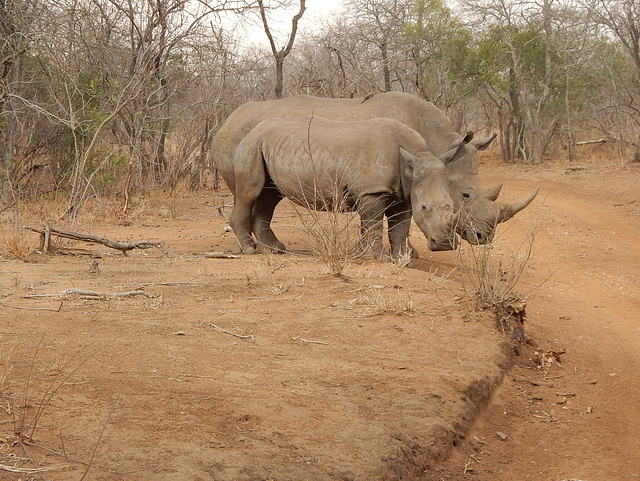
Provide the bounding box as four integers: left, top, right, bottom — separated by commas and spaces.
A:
399, 147, 423, 176
399, 147, 419, 202
399, 147, 412, 167
441, 131, 475, 165
462, 131, 475, 144
444, 131, 474, 154
471, 133, 497, 151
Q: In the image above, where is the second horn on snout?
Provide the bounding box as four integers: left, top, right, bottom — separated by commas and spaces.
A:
496, 187, 540, 224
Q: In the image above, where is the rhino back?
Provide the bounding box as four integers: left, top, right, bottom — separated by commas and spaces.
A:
213, 93, 463, 190
250, 117, 424, 205
354, 93, 459, 154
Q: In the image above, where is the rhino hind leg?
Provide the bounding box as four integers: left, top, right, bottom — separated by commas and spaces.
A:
251, 185, 286, 253
229, 159, 267, 254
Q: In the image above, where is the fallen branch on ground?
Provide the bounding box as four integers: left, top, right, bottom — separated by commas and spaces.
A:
613, 199, 636, 207
204, 202, 233, 217
201, 251, 241, 259
0, 464, 69, 474
23, 224, 168, 256
23, 289, 159, 300
575, 138, 607, 145
1, 301, 63, 312
293, 337, 329, 345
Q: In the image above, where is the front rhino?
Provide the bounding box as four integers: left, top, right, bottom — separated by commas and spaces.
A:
230, 117, 459, 258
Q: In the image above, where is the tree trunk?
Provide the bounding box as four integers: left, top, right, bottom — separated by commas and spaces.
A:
257, 0, 306, 100
2, 38, 23, 201
275, 55, 285, 99
381, 40, 391, 92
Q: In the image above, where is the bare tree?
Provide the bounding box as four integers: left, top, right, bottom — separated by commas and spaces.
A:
1, 0, 37, 201
585, 0, 640, 161
343, 0, 412, 92
257, 0, 306, 99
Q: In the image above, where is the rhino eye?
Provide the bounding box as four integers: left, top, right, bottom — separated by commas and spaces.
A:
462, 192, 471, 201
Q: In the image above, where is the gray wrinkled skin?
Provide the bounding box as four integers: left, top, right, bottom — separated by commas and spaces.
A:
212, 92, 538, 253
230, 117, 460, 258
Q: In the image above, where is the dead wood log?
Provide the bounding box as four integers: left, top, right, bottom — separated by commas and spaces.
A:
575, 138, 607, 145
565, 166, 588, 172
23, 224, 168, 256
24, 288, 160, 300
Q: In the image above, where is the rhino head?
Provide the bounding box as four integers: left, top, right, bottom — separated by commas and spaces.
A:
442, 132, 539, 244
400, 148, 459, 251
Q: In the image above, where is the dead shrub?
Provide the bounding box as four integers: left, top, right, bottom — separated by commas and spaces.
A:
455, 219, 541, 333
291, 175, 374, 277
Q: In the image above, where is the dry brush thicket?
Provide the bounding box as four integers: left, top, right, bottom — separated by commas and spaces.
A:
1, 0, 640, 210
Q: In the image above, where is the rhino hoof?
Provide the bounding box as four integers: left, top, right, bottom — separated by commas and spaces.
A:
271, 241, 287, 253
241, 244, 258, 255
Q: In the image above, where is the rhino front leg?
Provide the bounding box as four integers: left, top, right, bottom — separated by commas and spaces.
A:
251, 182, 286, 252
385, 202, 415, 260
358, 194, 390, 259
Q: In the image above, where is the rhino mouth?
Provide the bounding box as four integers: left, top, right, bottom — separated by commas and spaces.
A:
428, 234, 459, 251
461, 228, 492, 245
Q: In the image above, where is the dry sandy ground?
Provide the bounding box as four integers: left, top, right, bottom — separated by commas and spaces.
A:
0, 158, 639, 480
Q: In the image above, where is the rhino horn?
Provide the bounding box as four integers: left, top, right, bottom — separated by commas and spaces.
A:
497, 187, 540, 223
486, 183, 503, 201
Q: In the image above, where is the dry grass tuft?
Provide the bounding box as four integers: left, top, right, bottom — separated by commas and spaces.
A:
386, 241, 413, 275
291, 180, 373, 277
1, 233, 36, 261
356, 285, 416, 316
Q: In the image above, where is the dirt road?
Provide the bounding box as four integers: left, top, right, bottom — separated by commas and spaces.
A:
434, 163, 640, 480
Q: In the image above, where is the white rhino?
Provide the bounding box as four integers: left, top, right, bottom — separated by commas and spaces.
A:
231, 116, 463, 257
212, 92, 538, 250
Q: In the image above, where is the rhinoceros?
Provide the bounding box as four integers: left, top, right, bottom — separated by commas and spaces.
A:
211, 92, 538, 248
230, 116, 463, 257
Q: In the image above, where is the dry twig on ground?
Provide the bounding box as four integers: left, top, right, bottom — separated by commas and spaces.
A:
199, 320, 255, 340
